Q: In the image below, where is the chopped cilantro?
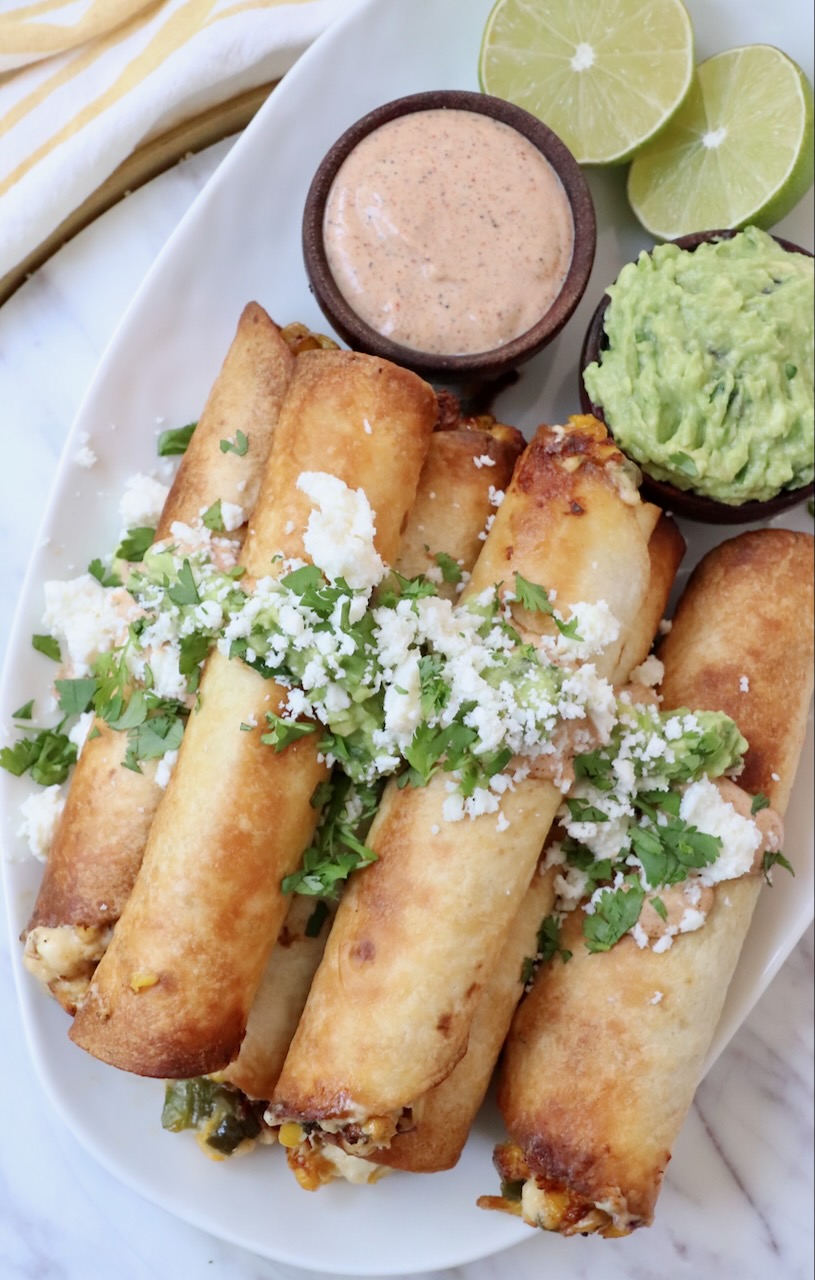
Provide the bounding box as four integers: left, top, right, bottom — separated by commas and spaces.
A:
751, 792, 770, 815
32, 634, 61, 662
54, 677, 98, 717
536, 914, 572, 965
629, 817, 721, 889
122, 708, 185, 772
12, 700, 34, 720
282, 777, 380, 898
583, 878, 645, 953
762, 849, 794, 885
0, 725, 76, 786
261, 711, 319, 752
434, 551, 463, 585
650, 896, 668, 921
88, 558, 122, 588
116, 526, 156, 563
514, 572, 582, 640
202, 499, 224, 532
157, 422, 197, 456
566, 797, 608, 824
520, 956, 536, 986
219, 430, 249, 457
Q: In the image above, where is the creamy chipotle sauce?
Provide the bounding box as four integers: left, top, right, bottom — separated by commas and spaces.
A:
323, 109, 575, 355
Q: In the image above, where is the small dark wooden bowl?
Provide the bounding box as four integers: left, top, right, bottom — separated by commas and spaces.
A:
579, 229, 814, 524
303, 90, 596, 385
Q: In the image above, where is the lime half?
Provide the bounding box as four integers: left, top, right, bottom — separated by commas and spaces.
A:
628, 46, 815, 238
478, 0, 694, 165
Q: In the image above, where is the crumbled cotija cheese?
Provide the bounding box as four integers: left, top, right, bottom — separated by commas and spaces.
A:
297, 472, 386, 591
119, 473, 170, 529
18, 785, 66, 860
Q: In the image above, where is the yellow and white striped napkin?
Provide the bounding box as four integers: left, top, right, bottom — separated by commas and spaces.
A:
0, 0, 352, 287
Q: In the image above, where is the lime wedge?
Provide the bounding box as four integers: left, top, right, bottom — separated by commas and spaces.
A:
478, 0, 694, 165
628, 46, 815, 238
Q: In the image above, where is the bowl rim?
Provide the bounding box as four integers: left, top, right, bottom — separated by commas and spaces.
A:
302, 89, 597, 381
578, 228, 815, 524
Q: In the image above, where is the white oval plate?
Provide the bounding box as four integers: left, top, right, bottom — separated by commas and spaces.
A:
1, 0, 812, 1273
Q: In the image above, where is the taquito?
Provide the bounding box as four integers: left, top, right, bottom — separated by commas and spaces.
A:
223, 415, 524, 1102
365, 512, 684, 1177
269, 417, 662, 1159
23, 303, 295, 1013
69, 350, 436, 1078
484, 528, 814, 1236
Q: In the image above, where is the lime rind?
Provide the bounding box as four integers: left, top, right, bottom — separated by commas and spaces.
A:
478, 0, 695, 166
628, 45, 815, 238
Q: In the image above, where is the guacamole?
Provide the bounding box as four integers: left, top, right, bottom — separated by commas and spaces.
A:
583, 227, 814, 503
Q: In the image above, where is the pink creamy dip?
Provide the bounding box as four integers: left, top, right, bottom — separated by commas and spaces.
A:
323, 108, 575, 356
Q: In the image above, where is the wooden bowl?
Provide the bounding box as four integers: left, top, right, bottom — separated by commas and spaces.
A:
302, 90, 596, 385
579, 230, 814, 524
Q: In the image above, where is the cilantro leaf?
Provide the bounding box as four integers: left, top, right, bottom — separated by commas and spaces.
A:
650, 896, 668, 921
32, 634, 61, 662
179, 632, 211, 676
88, 558, 122, 588
116, 526, 155, 563
123, 712, 185, 772
520, 956, 536, 986
566, 797, 609, 824
282, 777, 380, 898
54, 677, 98, 717
261, 712, 318, 753
514, 573, 582, 641
536, 914, 572, 965
751, 792, 770, 815
0, 726, 76, 786
12, 700, 34, 720
762, 849, 794, 885
108, 688, 148, 731
157, 422, 197, 456
167, 559, 200, 607
583, 878, 645, 954
434, 551, 463, 585
219, 430, 249, 457
202, 499, 224, 532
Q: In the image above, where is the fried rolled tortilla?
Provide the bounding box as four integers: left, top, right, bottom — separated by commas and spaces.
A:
269, 417, 661, 1159
69, 349, 436, 1078
23, 303, 295, 1013
484, 528, 814, 1236
223, 414, 525, 1102
363, 512, 684, 1177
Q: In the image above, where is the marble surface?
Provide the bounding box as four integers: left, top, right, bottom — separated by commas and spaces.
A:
0, 139, 812, 1280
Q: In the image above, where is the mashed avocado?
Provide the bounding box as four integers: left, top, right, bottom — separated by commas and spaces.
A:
583, 227, 814, 503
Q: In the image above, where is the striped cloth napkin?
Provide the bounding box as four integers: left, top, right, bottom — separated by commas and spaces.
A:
0, 0, 352, 289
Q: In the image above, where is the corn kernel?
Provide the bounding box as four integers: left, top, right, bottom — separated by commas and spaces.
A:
278, 1121, 305, 1149
129, 970, 158, 992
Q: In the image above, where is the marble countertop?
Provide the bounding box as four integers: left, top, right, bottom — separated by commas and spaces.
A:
0, 140, 812, 1280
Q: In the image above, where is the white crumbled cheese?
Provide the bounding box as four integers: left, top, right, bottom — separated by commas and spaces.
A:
496, 810, 510, 833
73, 444, 97, 469
18, 785, 66, 860
119, 473, 170, 529
42, 575, 137, 675
650, 991, 664, 1004
630, 654, 665, 688
679, 778, 761, 885
382, 653, 422, 742
652, 930, 676, 953
363, 418, 373, 435
68, 711, 95, 759
473, 454, 496, 469
296, 472, 386, 591
220, 501, 245, 533
430, 824, 441, 836
739, 675, 750, 693
630, 922, 649, 949
145, 644, 186, 700
284, 520, 296, 536
553, 864, 588, 912
678, 906, 706, 933
658, 618, 673, 636
487, 486, 505, 508
154, 749, 179, 790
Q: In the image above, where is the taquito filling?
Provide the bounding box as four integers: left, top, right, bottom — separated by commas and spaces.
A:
161, 1077, 275, 1160
479, 1142, 642, 1237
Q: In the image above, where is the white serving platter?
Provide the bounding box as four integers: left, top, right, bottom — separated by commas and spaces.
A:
0, 0, 812, 1273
